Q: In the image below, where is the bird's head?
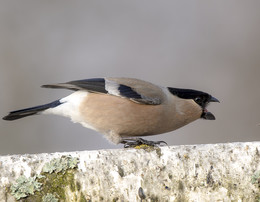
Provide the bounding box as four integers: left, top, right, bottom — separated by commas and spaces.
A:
168, 87, 219, 120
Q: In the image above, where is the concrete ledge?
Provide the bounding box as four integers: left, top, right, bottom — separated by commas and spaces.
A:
0, 142, 260, 201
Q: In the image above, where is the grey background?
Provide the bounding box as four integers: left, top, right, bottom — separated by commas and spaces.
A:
1, 1, 259, 155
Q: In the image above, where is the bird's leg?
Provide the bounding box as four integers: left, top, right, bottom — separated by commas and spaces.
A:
121, 138, 167, 148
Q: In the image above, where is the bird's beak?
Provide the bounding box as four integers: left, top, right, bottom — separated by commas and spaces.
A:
202, 111, 216, 120
210, 96, 220, 103
201, 96, 219, 120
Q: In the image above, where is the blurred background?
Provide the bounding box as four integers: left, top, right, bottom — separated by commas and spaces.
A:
1, 1, 259, 155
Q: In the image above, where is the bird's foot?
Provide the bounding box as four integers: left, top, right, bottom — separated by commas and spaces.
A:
121, 138, 167, 148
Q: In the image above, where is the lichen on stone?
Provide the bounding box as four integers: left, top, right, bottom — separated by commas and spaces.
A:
42, 193, 59, 202
38, 156, 81, 201
251, 170, 260, 186
8, 156, 81, 201
42, 155, 79, 174
10, 175, 42, 200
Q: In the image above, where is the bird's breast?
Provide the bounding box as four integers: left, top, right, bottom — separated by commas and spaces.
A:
78, 93, 202, 137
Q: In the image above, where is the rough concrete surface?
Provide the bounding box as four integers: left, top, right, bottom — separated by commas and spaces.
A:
0, 142, 259, 201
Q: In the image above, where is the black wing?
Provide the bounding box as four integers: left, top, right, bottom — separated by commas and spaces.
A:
42, 78, 108, 93
42, 78, 162, 105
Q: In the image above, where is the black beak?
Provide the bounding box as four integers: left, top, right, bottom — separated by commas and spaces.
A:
202, 111, 216, 120
210, 96, 220, 103
201, 95, 219, 120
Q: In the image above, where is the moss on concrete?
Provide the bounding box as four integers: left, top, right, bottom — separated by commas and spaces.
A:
9, 155, 86, 201
134, 144, 162, 157
38, 169, 76, 200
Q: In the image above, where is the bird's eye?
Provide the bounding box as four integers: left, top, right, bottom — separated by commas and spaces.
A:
194, 97, 202, 104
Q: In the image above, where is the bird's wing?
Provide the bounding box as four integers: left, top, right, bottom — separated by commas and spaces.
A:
42, 78, 165, 105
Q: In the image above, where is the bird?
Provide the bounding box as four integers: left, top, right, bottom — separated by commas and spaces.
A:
3, 77, 219, 147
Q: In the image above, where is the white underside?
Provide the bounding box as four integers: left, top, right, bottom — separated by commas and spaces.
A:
43, 91, 97, 131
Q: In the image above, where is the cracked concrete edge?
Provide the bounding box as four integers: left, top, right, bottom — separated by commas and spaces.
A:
0, 142, 260, 201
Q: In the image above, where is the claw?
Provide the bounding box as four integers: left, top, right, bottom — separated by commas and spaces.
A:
122, 138, 167, 148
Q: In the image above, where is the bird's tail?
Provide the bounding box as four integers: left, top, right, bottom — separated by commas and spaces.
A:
3, 100, 62, 121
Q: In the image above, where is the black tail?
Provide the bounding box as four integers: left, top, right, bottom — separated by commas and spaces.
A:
3, 100, 62, 121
